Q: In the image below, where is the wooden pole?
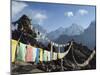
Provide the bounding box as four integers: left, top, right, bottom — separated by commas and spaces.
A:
58, 46, 64, 71
61, 58, 64, 71
50, 43, 53, 61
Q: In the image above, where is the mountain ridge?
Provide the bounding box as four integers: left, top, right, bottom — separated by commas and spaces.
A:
55, 21, 96, 49
47, 23, 85, 40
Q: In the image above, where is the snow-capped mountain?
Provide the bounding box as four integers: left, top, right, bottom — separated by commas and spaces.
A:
64, 23, 84, 36
47, 23, 85, 40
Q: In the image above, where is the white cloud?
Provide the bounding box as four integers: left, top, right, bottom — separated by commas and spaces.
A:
12, 1, 47, 25
34, 13, 47, 21
78, 9, 88, 15
32, 11, 47, 25
12, 1, 28, 17
64, 11, 74, 17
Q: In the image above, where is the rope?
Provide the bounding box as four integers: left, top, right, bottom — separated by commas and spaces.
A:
58, 42, 72, 59
50, 44, 53, 61
17, 32, 23, 46
72, 42, 96, 67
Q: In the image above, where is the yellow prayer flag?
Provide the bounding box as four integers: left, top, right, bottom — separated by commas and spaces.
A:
40, 48, 43, 62
11, 40, 18, 62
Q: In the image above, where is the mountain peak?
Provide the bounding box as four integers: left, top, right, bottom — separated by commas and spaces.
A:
47, 23, 85, 40
71, 23, 84, 29
64, 23, 84, 36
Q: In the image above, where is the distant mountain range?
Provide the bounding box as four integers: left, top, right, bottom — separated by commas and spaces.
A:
54, 21, 96, 49
47, 23, 84, 40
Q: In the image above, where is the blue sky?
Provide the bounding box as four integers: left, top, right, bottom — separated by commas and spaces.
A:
12, 1, 96, 32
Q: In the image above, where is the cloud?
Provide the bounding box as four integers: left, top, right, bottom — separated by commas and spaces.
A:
64, 11, 74, 17
12, 1, 28, 17
32, 11, 47, 25
34, 13, 47, 21
12, 1, 47, 25
78, 9, 88, 15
